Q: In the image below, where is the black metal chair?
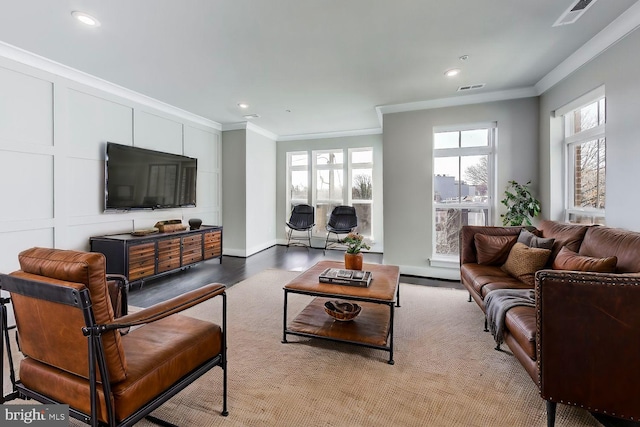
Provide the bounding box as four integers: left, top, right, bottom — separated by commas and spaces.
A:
324, 205, 358, 253
286, 204, 315, 248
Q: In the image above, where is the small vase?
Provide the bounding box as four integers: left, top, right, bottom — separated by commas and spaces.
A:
344, 252, 363, 270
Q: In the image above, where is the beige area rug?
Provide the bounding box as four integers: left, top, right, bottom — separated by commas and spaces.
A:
3, 269, 602, 427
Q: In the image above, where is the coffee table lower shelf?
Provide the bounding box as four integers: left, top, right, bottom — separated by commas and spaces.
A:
282, 297, 395, 364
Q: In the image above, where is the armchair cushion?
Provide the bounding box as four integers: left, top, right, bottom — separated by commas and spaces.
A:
19, 314, 221, 422
10, 270, 128, 383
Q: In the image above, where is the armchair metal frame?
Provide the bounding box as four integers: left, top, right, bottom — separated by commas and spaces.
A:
0, 273, 228, 427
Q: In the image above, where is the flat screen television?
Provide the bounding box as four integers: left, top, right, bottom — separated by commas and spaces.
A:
105, 142, 197, 210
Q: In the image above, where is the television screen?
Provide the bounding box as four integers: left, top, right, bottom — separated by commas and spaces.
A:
105, 142, 197, 210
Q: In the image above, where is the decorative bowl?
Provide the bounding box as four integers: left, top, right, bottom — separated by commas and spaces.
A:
324, 300, 361, 322
188, 218, 202, 230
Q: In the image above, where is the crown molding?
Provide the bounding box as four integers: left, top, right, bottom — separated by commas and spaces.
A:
0, 41, 222, 130
376, 87, 537, 117
277, 127, 382, 142
535, 1, 640, 94
221, 121, 278, 140
221, 122, 248, 131
247, 122, 278, 140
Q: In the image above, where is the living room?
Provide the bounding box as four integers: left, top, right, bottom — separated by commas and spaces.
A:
1, 1, 639, 426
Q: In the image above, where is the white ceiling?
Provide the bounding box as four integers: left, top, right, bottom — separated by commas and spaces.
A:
0, 0, 638, 138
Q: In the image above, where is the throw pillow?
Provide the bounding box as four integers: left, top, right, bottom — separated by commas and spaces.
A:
552, 246, 617, 272
501, 242, 552, 286
517, 229, 555, 250
474, 234, 518, 265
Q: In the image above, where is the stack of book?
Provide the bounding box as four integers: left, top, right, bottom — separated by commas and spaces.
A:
319, 268, 372, 287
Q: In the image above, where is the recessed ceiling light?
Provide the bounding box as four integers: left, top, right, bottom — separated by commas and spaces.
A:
237, 103, 249, 109
444, 69, 461, 77
71, 11, 101, 27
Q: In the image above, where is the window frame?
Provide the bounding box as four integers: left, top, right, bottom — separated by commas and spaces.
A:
432, 122, 496, 263
286, 151, 310, 211
562, 93, 606, 224
285, 147, 376, 241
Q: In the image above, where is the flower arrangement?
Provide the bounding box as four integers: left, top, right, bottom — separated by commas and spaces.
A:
342, 232, 371, 254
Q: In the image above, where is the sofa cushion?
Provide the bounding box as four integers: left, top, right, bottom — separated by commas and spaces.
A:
474, 234, 518, 265
505, 306, 536, 361
461, 226, 523, 264
460, 264, 523, 294
579, 226, 640, 273
552, 246, 617, 272
517, 229, 555, 250
538, 220, 590, 266
481, 280, 533, 297
502, 243, 552, 286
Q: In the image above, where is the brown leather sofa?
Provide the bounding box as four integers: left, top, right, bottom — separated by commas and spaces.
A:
460, 221, 640, 426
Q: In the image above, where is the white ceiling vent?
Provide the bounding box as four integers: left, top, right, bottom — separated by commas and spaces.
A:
243, 114, 261, 119
457, 84, 485, 92
553, 0, 598, 27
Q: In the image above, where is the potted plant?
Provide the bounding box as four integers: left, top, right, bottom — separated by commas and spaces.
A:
342, 232, 371, 270
500, 180, 541, 226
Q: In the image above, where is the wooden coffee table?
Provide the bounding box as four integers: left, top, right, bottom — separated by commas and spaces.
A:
282, 261, 400, 364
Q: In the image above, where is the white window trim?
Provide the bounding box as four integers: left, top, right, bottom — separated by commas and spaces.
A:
285, 147, 376, 240
348, 148, 375, 240
431, 123, 496, 264
286, 151, 310, 210
561, 88, 606, 223
312, 149, 346, 236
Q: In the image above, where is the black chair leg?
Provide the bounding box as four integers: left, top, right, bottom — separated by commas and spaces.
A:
546, 401, 557, 427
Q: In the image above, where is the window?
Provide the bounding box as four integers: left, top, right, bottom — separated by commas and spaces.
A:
285, 147, 375, 240
350, 148, 373, 237
314, 150, 344, 235
563, 94, 606, 225
433, 124, 495, 259
287, 152, 309, 213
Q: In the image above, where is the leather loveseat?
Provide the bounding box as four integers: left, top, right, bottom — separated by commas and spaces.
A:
460, 220, 640, 426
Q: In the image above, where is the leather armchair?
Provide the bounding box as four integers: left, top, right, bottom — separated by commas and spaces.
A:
0, 247, 228, 427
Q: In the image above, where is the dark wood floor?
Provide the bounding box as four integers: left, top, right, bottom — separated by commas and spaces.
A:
128, 244, 461, 307
128, 244, 635, 427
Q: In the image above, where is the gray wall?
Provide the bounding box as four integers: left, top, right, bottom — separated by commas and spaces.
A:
539, 27, 640, 230
382, 98, 539, 278
222, 127, 277, 256
221, 129, 247, 255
